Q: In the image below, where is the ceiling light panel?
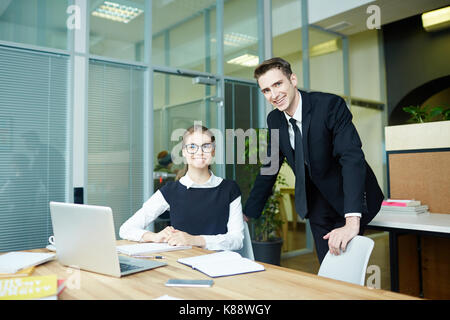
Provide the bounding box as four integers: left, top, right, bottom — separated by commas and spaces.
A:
92, 1, 143, 24
422, 6, 450, 32
227, 53, 259, 67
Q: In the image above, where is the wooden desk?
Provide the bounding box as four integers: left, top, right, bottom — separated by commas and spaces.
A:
25, 241, 417, 300
368, 213, 450, 298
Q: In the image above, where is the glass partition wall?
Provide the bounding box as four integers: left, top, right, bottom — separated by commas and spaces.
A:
153, 72, 218, 186
152, 0, 216, 72
0, 0, 69, 50
89, 0, 146, 61
0, 1, 70, 251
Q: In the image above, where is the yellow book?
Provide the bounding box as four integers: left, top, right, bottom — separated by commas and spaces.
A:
0, 274, 58, 300
0, 266, 35, 279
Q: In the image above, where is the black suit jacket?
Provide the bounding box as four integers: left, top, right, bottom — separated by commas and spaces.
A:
244, 90, 384, 227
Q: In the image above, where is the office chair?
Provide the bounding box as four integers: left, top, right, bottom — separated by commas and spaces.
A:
317, 235, 374, 286
235, 221, 255, 260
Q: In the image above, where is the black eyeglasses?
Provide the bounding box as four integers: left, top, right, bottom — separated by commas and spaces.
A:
184, 143, 215, 154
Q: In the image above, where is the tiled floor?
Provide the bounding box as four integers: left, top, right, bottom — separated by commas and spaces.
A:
279, 223, 392, 291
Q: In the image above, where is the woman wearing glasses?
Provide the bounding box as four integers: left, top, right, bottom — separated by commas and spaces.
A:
119, 125, 244, 251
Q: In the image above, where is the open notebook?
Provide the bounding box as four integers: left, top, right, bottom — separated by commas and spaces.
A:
177, 251, 265, 278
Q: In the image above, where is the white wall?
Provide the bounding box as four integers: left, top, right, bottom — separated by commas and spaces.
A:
349, 30, 381, 101
272, 0, 375, 37
349, 30, 385, 193
308, 0, 375, 24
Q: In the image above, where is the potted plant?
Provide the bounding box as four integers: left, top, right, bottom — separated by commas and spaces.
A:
242, 129, 287, 265
250, 173, 288, 265
402, 105, 449, 123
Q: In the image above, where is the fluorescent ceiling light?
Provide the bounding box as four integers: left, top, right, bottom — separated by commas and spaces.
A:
224, 32, 258, 47
227, 54, 259, 67
211, 32, 258, 47
310, 39, 341, 57
92, 1, 143, 24
422, 6, 450, 32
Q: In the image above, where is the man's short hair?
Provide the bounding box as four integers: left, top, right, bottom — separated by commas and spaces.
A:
254, 57, 293, 80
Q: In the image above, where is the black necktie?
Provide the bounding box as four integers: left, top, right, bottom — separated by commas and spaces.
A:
289, 118, 308, 218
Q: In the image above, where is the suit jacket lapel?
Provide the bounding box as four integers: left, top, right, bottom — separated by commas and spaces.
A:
278, 111, 295, 167
299, 90, 311, 168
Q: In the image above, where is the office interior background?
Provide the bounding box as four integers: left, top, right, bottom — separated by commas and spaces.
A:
0, 0, 449, 294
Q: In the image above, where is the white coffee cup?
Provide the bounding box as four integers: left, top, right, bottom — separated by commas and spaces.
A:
48, 235, 56, 245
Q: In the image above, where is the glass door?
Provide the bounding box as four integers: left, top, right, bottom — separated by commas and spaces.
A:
152, 71, 219, 231
153, 70, 218, 169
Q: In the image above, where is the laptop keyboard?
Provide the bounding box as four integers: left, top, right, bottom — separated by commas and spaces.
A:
120, 263, 141, 272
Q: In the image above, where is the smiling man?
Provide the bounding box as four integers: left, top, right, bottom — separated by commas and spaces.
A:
244, 57, 384, 263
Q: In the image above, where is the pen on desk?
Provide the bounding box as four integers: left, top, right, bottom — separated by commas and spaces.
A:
132, 255, 165, 259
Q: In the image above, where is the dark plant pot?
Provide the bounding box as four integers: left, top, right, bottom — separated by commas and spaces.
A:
251, 238, 283, 266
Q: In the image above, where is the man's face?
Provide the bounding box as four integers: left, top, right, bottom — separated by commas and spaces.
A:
257, 68, 298, 113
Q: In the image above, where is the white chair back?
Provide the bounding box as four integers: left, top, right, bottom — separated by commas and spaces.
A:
317, 235, 374, 286
235, 221, 254, 260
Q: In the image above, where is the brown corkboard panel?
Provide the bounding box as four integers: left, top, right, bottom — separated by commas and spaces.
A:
389, 151, 450, 214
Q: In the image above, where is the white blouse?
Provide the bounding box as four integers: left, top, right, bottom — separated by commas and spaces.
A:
119, 172, 244, 251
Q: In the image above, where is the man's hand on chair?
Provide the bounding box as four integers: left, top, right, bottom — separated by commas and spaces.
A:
323, 216, 360, 255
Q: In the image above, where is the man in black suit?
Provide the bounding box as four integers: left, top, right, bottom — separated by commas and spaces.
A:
244, 57, 384, 263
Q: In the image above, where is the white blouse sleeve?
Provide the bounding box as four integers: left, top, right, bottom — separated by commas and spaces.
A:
119, 190, 170, 242
201, 196, 244, 251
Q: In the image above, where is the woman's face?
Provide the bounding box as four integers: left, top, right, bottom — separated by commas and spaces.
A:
182, 131, 215, 169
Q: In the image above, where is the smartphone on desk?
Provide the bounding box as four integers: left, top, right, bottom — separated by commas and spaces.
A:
165, 279, 214, 287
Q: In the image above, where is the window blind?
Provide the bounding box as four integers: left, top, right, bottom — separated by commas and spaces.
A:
0, 46, 69, 252
87, 60, 145, 237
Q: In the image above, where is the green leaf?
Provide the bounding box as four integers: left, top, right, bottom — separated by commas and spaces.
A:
428, 107, 443, 119
443, 108, 450, 120
402, 106, 417, 114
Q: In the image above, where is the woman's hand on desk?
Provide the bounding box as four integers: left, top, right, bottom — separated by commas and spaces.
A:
140, 227, 205, 248
167, 230, 206, 248
141, 226, 174, 243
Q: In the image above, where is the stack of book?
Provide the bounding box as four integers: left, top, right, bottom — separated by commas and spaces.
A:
380, 199, 429, 215
0, 252, 65, 300
0, 274, 65, 300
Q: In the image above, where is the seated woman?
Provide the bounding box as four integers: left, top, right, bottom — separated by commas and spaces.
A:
119, 124, 244, 251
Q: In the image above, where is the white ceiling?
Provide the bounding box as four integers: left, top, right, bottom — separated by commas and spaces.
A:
1, 0, 448, 69
2, 0, 448, 42
314, 0, 450, 35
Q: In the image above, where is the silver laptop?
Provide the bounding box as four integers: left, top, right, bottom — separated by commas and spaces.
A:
49, 201, 166, 277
